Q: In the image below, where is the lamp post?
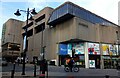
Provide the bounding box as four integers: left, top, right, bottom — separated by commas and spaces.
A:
14, 8, 37, 75
8, 33, 16, 78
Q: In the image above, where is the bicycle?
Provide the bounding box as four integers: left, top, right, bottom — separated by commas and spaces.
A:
64, 65, 79, 72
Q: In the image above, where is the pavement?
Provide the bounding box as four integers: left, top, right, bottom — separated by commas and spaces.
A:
1, 64, 120, 78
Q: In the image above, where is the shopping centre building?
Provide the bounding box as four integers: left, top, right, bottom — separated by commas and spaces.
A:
2, 2, 120, 69
46, 2, 120, 69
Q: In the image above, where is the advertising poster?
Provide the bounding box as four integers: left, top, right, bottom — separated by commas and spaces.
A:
109, 45, 118, 55
74, 43, 84, 54
89, 60, 95, 68
88, 43, 100, 55
67, 43, 85, 56
102, 44, 118, 55
67, 44, 72, 57
102, 44, 109, 55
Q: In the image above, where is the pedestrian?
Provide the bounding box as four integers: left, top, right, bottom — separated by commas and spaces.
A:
40, 59, 48, 76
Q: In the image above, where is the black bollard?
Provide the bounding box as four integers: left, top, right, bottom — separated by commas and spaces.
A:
34, 64, 36, 77
11, 70, 14, 78
105, 75, 109, 78
11, 63, 16, 78
46, 63, 48, 78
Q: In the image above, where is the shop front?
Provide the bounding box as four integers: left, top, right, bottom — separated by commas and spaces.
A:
58, 42, 119, 69
102, 44, 119, 69
58, 43, 85, 67
88, 43, 101, 69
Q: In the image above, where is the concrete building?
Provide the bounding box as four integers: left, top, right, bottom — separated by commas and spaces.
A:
46, 2, 120, 69
1, 1, 119, 69
21, 7, 54, 62
1, 19, 24, 61
16, 2, 120, 69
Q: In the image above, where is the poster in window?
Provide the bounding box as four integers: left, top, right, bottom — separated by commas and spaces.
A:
88, 43, 100, 55
102, 44, 109, 55
109, 45, 118, 55
74, 43, 84, 54
67, 44, 72, 57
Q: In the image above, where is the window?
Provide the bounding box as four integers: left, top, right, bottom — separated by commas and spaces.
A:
23, 22, 33, 29
35, 22, 45, 34
35, 14, 45, 22
27, 29, 33, 37
8, 43, 20, 51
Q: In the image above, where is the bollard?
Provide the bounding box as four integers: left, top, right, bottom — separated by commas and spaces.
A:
11, 70, 14, 78
11, 63, 16, 78
34, 64, 36, 77
105, 75, 109, 78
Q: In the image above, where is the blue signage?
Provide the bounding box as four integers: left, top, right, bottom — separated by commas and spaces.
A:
59, 44, 67, 55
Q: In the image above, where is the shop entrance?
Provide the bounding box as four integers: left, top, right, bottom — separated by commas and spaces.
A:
89, 55, 100, 69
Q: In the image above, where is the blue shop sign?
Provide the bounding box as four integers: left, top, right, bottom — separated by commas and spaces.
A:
59, 44, 68, 55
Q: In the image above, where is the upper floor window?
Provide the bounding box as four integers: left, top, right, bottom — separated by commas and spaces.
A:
35, 22, 45, 34
35, 14, 45, 22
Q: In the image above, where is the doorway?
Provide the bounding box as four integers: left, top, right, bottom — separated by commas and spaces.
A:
89, 55, 100, 69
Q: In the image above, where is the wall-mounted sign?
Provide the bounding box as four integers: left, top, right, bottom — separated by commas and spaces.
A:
89, 60, 95, 68
88, 43, 100, 55
59, 44, 67, 55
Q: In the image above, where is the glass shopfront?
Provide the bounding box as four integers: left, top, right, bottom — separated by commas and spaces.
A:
59, 43, 85, 67
88, 43, 100, 68
58, 43, 119, 68
103, 56, 118, 69
102, 44, 119, 69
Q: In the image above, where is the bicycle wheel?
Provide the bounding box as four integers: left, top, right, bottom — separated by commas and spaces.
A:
64, 67, 70, 72
73, 66, 79, 72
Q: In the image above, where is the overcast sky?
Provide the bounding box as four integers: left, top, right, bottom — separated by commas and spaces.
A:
0, 0, 120, 39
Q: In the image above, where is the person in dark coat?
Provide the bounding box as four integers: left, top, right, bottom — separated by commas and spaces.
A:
40, 59, 48, 74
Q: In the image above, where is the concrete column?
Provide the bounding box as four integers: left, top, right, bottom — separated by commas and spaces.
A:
56, 43, 59, 66
99, 43, 104, 69
84, 42, 89, 68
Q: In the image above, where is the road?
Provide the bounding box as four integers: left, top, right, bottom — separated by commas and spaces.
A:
1, 63, 120, 78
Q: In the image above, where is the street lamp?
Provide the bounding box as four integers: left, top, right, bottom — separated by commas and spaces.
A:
14, 8, 37, 75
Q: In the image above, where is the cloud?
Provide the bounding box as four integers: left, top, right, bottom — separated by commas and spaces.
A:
26, 0, 119, 24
